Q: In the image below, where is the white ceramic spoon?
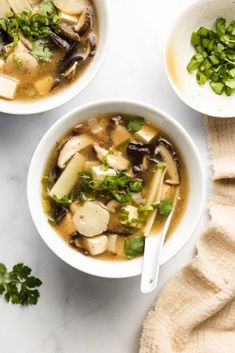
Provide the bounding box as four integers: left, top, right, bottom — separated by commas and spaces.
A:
140, 189, 179, 294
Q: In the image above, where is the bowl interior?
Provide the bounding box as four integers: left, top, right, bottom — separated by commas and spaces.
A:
27, 101, 205, 278
165, 0, 235, 118
0, 0, 109, 115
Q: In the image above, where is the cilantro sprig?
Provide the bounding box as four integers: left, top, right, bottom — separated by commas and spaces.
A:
32, 43, 52, 62
124, 117, 144, 133
124, 236, 145, 259
0, 263, 42, 306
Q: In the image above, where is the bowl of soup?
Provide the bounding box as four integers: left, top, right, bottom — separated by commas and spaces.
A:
0, 0, 109, 114
27, 100, 205, 278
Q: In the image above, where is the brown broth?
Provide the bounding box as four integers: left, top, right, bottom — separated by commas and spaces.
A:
42, 114, 189, 261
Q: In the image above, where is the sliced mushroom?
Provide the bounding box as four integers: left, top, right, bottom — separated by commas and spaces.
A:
73, 122, 90, 134
63, 61, 78, 80
49, 31, 72, 51
53, 0, 89, 15
155, 138, 180, 185
73, 201, 110, 237
74, 6, 93, 35
87, 32, 97, 57
59, 23, 81, 42
127, 142, 154, 173
93, 144, 129, 171
58, 45, 86, 75
57, 134, 93, 169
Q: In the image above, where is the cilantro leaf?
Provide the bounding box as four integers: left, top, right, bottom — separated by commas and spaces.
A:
0, 263, 42, 306
157, 198, 173, 217
125, 117, 144, 133
124, 236, 145, 259
39, 0, 56, 14
51, 195, 71, 207
32, 43, 52, 62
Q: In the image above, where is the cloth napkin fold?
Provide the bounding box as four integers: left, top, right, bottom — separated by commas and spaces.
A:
139, 117, 235, 353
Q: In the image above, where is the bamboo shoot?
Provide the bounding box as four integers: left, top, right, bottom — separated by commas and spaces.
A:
49, 152, 85, 198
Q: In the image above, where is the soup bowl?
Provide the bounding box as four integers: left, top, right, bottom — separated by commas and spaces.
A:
0, 0, 110, 115
27, 100, 206, 278
164, 0, 235, 118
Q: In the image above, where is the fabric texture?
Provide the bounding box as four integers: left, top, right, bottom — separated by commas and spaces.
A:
139, 116, 235, 353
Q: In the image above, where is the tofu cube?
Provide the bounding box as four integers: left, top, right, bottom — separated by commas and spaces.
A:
111, 125, 131, 146
107, 234, 124, 255
82, 235, 108, 256
88, 117, 104, 135
34, 75, 54, 95
121, 205, 139, 224
84, 160, 100, 172
91, 166, 116, 180
134, 123, 157, 143
59, 11, 79, 24
0, 75, 18, 100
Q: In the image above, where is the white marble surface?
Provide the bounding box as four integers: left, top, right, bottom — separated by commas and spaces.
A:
0, 0, 210, 352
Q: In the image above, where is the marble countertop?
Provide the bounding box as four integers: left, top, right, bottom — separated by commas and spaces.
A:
0, 0, 210, 352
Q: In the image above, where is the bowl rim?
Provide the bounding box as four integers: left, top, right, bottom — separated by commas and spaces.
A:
27, 99, 206, 278
164, 0, 235, 118
0, 0, 110, 115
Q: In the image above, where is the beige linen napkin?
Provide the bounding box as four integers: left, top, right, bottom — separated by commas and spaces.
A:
139, 117, 235, 353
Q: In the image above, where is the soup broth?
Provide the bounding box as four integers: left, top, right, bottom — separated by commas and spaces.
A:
42, 114, 189, 261
0, 0, 98, 101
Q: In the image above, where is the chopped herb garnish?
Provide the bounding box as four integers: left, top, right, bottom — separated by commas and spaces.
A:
157, 198, 173, 217
51, 195, 71, 207
128, 178, 144, 193
124, 236, 145, 259
77, 171, 133, 203
32, 43, 52, 62
187, 17, 235, 96
0, 263, 42, 306
138, 198, 173, 217
0, 10, 60, 51
125, 117, 144, 133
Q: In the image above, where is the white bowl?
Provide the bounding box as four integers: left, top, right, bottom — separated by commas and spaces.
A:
0, 0, 110, 115
27, 100, 206, 278
165, 0, 235, 118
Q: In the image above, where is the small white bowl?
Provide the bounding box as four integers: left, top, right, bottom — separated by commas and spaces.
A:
165, 0, 235, 118
27, 100, 205, 278
0, 0, 110, 115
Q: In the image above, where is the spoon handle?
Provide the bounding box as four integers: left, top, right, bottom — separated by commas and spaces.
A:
140, 188, 179, 294
140, 214, 173, 294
